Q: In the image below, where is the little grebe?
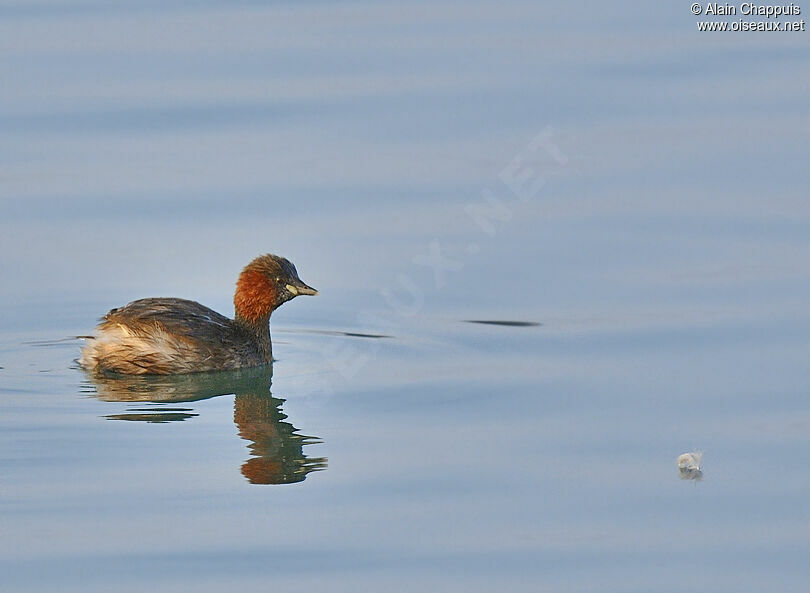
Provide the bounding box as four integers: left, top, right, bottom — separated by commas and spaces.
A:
79, 254, 317, 375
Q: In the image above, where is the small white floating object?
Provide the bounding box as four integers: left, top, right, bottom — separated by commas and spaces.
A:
677, 450, 703, 480
678, 451, 702, 470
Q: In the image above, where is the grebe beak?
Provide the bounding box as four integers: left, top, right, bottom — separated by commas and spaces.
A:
286, 282, 319, 296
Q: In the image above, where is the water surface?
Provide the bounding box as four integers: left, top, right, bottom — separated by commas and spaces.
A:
2, 1, 810, 592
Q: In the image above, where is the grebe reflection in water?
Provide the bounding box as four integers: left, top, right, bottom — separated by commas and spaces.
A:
82, 365, 326, 485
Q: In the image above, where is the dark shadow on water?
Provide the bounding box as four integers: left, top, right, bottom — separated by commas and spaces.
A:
106, 409, 199, 423
464, 320, 541, 327
81, 365, 326, 485
276, 328, 393, 339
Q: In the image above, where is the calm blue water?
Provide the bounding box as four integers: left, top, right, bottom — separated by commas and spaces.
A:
2, 2, 810, 592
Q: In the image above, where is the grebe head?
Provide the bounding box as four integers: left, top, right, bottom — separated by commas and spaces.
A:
234, 254, 317, 325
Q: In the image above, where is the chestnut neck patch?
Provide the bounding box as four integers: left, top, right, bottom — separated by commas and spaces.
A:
234, 270, 277, 324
